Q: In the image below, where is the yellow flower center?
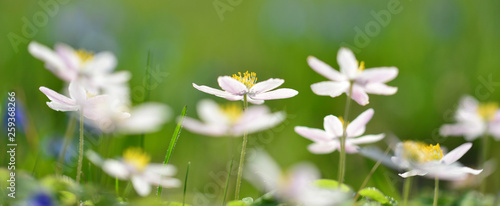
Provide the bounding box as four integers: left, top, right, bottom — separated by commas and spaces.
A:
76, 49, 94, 63
123, 148, 150, 171
402, 141, 443, 163
232, 71, 257, 89
477, 102, 498, 121
221, 103, 243, 123
357, 61, 365, 72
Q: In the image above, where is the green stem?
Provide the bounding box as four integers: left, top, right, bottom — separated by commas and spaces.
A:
235, 94, 249, 200
76, 110, 84, 183
480, 130, 489, 193
433, 177, 439, 206
183, 162, 191, 206
402, 177, 412, 206
57, 115, 76, 175
354, 147, 391, 201
338, 85, 353, 187
115, 177, 119, 196
223, 158, 234, 206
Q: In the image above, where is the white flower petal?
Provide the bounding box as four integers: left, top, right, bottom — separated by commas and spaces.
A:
182, 117, 227, 137
345, 142, 360, 154
193, 83, 242, 101
234, 111, 285, 136
39, 86, 78, 111
347, 133, 384, 145
102, 160, 130, 179
84, 95, 109, 120
295, 126, 331, 142
250, 88, 298, 100
349, 84, 369, 106
145, 164, 177, 176
118, 103, 170, 134
439, 123, 484, 141
307, 56, 346, 81
132, 176, 152, 196
250, 78, 284, 94
441, 143, 472, 165
337, 47, 358, 78
310, 81, 349, 98
346, 108, 374, 138
245, 149, 282, 192
363, 83, 398, 95
54, 43, 80, 71
399, 169, 427, 178
197, 99, 229, 124
29, 42, 75, 81
323, 115, 343, 137
356, 67, 398, 83
307, 142, 338, 154
247, 97, 265, 104
83, 52, 117, 73
218, 76, 248, 95
489, 120, 500, 140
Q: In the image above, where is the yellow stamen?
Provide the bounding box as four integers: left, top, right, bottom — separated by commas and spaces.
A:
338, 117, 349, 127
76, 49, 94, 63
221, 103, 243, 123
402, 141, 443, 163
477, 102, 498, 121
123, 148, 150, 171
232, 71, 257, 89
358, 61, 365, 72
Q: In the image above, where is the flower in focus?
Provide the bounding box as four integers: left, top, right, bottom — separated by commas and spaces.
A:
307, 48, 398, 105
87, 148, 181, 196
295, 108, 384, 154
392, 141, 482, 180
182, 99, 285, 137
440, 95, 500, 141
192, 71, 298, 104
245, 149, 348, 206
28, 41, 131, 101
39, 81, 108, 120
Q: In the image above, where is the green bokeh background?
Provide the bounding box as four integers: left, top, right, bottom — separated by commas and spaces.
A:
1, 0, 500, 204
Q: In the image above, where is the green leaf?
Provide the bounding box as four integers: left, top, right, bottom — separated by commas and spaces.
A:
358, 187, 389, 204
226, 200, 248, 206
165, 202, 192, 206
157, 105, 188, 196
313, 179, 350, 192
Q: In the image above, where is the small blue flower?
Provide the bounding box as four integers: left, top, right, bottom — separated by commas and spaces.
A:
27, 192, 54, 206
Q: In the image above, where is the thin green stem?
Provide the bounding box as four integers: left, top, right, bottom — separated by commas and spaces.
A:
223, 158, 234, 206
480, 130, 489, 193
76, 110, 84, 183
402, 177, 412, 206
338, 85, 353, 187
57, 116, 76, 175
354, 147, 391, 201
115, 177, 119, 196
235, 94, 249, 200
433, 177, 439, 206
183, 162, 191, 206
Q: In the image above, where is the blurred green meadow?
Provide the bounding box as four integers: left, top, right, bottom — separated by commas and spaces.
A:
1, 0, 500, 205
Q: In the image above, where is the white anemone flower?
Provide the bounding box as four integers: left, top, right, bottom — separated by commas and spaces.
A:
87, 148, 181, 196
440, 95, 500, 141
28, 41, 131, 101
39, 81, 108, 120
90, 98, 171, 134
192, 71, 298, 104
245, 149, 348, 206
182, 99, 285, 137
295, 108, 384, 154
391, 141, 482, 181
307, 48, 398, 106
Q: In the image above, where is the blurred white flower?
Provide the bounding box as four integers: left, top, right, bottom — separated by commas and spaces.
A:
28, 41, 130, 101
295, 108, 384, 154
182, 99, 285, 137
392, 141, 482, 181
440, 95, 500, 141
307, 48, 398, 105
192, 71, 298, 104
90, 99, 171, 134
39, 81, 108, 120
245, 149, 348, 206
87, 148, 181, 197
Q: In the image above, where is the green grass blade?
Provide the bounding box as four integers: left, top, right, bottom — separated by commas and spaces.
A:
222, 157, 234, 206
157, 105, 188, 196
183, 162, 191, 206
